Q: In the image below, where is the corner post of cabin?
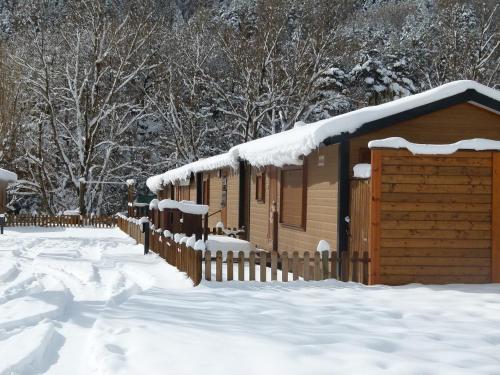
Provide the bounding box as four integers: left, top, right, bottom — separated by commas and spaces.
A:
492, 152, 500, 283
196, 172, 203, 204
369, 149, 382, 285
337, 138, 350, 281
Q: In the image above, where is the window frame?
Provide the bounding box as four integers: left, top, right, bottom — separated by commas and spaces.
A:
279, 162, 307, 231
255, 171, 266, 203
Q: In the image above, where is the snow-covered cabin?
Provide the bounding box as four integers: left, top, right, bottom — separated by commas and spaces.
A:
147, 80, 500, 285
0, 168, 17, 214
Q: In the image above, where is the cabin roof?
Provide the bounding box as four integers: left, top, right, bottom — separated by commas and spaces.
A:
147, 80, 500, 193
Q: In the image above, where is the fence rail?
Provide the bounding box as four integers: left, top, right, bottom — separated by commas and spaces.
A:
118, 216, 370, 286
4, 214, 116, 228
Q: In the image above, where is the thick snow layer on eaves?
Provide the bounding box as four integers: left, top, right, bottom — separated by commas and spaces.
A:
232, 80, 499, 167
147, 80, 499, 192
0, 168, 17, 182
146, 153, 238, 193
369, 137, 500, 154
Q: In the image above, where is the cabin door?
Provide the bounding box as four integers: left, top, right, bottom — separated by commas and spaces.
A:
348, 178, 371, 279
268, 166, 279, 251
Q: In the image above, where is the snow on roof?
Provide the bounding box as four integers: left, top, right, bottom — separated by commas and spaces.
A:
369, 137, 500, 155
147, 80, 499, 192
147, 153, 238, 193
0, 168, 17, 183
230, 80, 499, 168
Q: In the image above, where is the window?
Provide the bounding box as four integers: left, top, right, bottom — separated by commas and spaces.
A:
255, 172, 265, 203
280, 165, 306, 229
202, 178, 210, 205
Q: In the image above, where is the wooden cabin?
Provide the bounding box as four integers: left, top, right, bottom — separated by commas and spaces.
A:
0, 168, 17, 214
146, 81, 500, 285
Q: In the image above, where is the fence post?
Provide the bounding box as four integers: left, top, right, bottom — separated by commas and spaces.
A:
194, 250, 202, 286
303, 251, 310, 281
330, 251, 338, 280
227, 251, 233, 281
314, 252, 321, 281
143, 222, 150, 255
281, 251, 288, 282
322, 251, 329, 279
292, 251, 299, 281
216, 251, 223, 282
260, 251, 267, 282
271, 251, 278, 281
249, 251, 255, 281
238, 251, 244, 281
205, 250, 212, 281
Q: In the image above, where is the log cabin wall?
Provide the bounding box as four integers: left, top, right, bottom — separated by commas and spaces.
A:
349, 103, 500, 173
226, 170, 240, 228
275, 144, 339, 255
371, 149, 496, 285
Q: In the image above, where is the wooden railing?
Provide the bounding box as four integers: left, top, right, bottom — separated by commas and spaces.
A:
5, 214, 116, 228
118, 216, 370, 286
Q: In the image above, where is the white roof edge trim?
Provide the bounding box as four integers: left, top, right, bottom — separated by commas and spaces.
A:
368, 137, 500, 155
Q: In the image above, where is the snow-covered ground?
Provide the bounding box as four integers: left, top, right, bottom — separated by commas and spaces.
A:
1, 227, 500, 375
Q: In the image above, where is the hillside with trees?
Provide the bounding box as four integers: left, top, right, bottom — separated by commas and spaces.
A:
0, 0, 498, 214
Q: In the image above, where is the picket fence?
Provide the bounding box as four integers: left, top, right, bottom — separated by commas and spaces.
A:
4, 214, 116, 228
118, 216, 371, 286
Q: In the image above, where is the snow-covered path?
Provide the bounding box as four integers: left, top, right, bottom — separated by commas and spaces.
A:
1, 228, 500, 374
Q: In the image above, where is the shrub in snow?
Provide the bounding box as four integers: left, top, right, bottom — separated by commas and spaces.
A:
317, 240, 331, 252
194, 240, 206, 251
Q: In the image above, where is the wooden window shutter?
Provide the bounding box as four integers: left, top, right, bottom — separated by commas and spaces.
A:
280, 165, 306, 229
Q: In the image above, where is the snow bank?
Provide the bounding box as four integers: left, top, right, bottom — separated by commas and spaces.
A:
158, 199, 179, 211
353, 163, 372, 178
369, 137, 500, 154
0, 167, 17, 183
178, 201, 209, 215
147, 80, 499, 192
206, 235, 255, 255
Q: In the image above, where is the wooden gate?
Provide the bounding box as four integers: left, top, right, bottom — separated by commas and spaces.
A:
370, 149, 500, 285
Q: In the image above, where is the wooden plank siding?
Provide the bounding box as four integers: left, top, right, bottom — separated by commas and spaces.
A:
206, 168, 240, 229
493, 153, 500, 282
349, 178, 371, 279
350, 103, 500, 173
276, 145, 339, 255
374, 149, 493, 285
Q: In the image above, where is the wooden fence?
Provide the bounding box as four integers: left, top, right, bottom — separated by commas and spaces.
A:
5, 215, 116, 228
118, 216, 370, 286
